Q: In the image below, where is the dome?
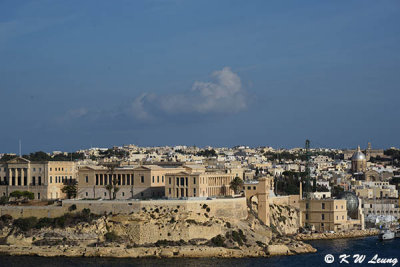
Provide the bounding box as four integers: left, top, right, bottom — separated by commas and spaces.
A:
340, 191, 359, 219
351, 146, 366, 161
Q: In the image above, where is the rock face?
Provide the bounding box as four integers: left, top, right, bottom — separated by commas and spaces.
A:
269, 204, 300, 235
296, 229, 379, 241
0, 203, 316, 258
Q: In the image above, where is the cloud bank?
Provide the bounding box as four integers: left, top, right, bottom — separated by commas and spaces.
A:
130, 67, 248, 121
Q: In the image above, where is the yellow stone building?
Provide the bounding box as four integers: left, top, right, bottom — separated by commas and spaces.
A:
0, 157, 77, 200
77, 165, 185, 199
299, 198, 364, 231
164, 171, 235, 198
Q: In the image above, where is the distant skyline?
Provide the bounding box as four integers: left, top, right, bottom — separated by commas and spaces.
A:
1, 0, 400, 154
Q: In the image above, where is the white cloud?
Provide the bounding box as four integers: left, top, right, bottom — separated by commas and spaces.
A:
131, 67, 248, 120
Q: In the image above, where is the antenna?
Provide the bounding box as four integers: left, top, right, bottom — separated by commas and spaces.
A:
19, 139, 22, 157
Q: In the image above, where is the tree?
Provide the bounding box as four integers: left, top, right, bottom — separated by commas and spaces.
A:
331, 185, 344, 198
104, 163, 119, 200
230, 177, 244, 194
105, 184, 113, 200
10, 190, 34, 201
61, 184, 77, 199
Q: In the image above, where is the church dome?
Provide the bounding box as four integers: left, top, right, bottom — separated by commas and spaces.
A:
351, 146, 366, 161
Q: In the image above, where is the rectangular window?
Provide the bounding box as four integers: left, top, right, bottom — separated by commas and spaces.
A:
194, 188, 196, 196
306, 214, 309, 220
322, 214, 325, 220
180, 177, 185, 186
86, 192, 88, 197
157, 176, 159, 183
185, 177, 188, 186
162, 176, 164, 183
322, 203, 325, 209
176, 177, 179, 185
169, 177, 171, 185
193, 177, 196, 184
152, 176, 155, 183
38, 176, 42, 185
141, 176, 144, 183
38, 193, 40, 199
96, 174, 99, 185
33, 176, 36, 185
127, 174, 130, 185
86, 176, 88, 183
169, 188, 171, 195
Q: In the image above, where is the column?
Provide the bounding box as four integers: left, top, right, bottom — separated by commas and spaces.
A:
21, 168, 24, 186
16, 168, 19, 186
8, 168, 12, 185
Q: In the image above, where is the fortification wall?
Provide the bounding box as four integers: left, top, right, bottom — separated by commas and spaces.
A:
269, 195, 300, 209
0, 197, 248, 221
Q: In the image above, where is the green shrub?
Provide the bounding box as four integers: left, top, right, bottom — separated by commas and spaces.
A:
68, 204, 77, 212
36, 217, 54, 229
104, 231, 120, 242
14, 217, 38, 231
206, 207, 211, 213
225, 222, 231, 228
10, 191, 23, 199
22, 191, 34, 200
0, 196, 9, 205
210, 235, 225, 247
0, 214, 12, 223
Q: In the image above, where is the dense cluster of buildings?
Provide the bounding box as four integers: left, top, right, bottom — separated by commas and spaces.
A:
1, 142, 399, 232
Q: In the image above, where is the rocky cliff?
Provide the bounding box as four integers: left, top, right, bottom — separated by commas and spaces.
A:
0, 204, 315, 258
269, 204, 300, 235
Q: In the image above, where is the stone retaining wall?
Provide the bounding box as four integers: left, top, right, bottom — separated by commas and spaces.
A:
0, 197, 248, 221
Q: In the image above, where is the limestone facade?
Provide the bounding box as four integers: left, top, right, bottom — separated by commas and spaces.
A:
0, 157, 76, 200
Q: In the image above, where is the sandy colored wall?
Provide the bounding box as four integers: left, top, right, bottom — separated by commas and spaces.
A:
0, 197, 248, 220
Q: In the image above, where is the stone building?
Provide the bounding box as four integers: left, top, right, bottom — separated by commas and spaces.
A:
299, 198, 364, 231
77, 165, 185, 199
0, 157, 77, 200
164, 171, 235, 198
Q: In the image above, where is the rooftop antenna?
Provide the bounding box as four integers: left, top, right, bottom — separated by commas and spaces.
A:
19, 139, 22, 157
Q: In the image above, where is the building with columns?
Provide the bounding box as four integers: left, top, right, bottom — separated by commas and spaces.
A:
77, 164, 186, 199
0, 157, 77, 200
164, 171, 235, 198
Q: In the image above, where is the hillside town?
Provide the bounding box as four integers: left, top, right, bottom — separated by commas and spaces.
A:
1, 142, 399, 236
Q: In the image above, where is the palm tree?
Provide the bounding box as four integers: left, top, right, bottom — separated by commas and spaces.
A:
230, 176, 244, 194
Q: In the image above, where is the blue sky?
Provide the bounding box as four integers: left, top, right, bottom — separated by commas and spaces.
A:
1, 0, 399, 153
